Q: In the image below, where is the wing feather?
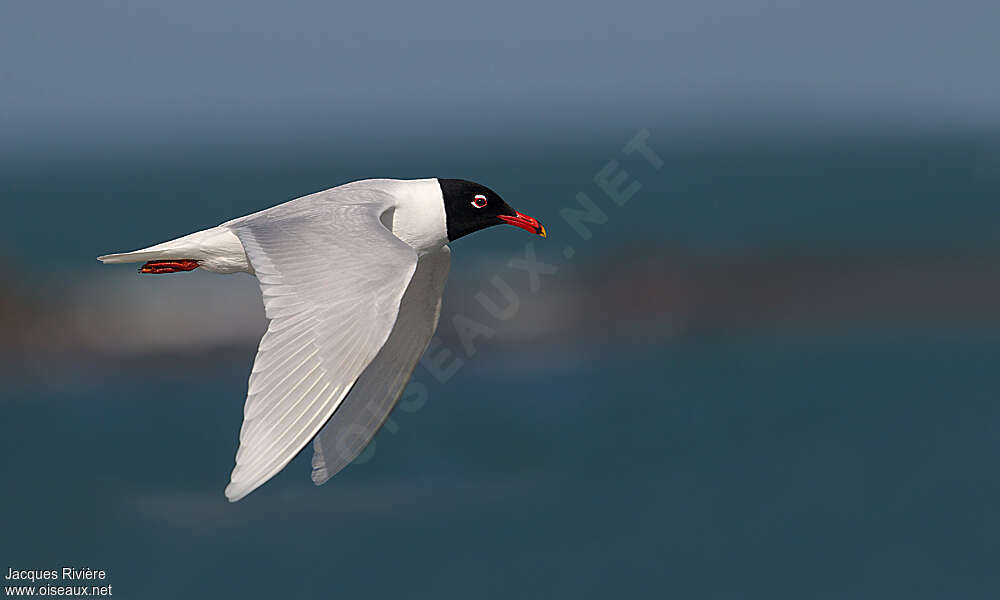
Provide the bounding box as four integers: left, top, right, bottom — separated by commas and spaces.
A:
223, 199, 418, 502
310, 245, 451, 484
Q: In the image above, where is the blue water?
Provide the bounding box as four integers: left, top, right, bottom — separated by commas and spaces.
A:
3, 331, 999, 598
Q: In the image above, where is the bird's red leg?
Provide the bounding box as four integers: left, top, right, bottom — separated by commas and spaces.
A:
139, 260, 200, 274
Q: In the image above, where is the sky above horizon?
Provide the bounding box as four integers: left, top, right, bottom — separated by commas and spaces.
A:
3, 0, 1000, 153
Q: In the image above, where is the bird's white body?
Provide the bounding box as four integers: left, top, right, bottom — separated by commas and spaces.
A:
99, 178, 453, 501
100, 179, 449, 273
372, 178, 449, 255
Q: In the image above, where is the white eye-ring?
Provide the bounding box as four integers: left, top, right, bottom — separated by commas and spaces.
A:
471, 194, 488, 208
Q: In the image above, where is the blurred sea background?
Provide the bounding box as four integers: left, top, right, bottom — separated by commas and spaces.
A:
2, 1, 1000, 598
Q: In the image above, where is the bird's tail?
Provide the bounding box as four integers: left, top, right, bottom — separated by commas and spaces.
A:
97, 227, 224, 274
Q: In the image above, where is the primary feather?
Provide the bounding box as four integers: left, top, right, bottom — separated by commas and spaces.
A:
311, 245, 450, 483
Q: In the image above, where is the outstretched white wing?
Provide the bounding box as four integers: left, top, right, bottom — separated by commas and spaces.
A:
311, 245, 450, 484
224, 198, 418, 502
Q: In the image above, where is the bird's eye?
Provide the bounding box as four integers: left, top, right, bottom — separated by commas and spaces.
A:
471, 194, 488, 208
